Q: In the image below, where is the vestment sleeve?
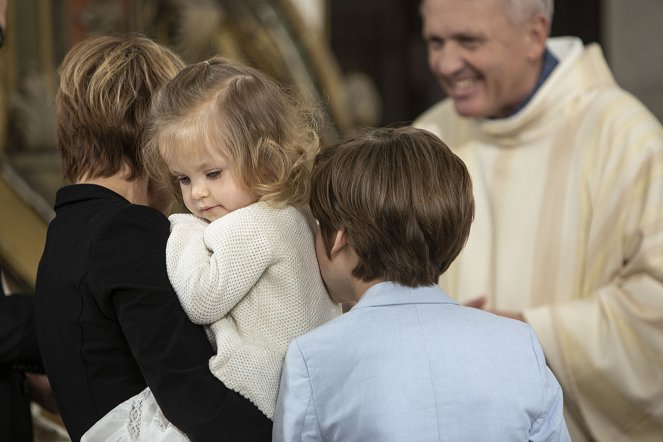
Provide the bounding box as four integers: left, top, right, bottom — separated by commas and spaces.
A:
167, 212, 272, 324
524, 120, 663, 438
89, 206, 239, 441
273, 340, 322, 442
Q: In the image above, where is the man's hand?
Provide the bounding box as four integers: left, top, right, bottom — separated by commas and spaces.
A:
464, 296, 526, 323
464, 296, 486, 309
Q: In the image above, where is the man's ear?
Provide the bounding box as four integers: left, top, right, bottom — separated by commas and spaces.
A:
525, 14, 549, 61
330, 229, 349, 257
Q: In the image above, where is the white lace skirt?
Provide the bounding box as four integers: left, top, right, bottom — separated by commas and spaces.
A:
82, 387, 189, 441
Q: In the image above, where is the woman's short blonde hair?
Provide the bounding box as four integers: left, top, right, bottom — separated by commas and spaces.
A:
56, 34, 185, 182
143, 56, 320, 208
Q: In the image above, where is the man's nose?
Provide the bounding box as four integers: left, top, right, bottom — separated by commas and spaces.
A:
430, 42, 465, 78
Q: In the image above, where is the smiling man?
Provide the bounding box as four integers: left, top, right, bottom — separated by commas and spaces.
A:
414, 0, 663, 441
421, 0, 549, 118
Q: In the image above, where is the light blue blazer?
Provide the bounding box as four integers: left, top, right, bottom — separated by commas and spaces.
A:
273, 282, 570, 441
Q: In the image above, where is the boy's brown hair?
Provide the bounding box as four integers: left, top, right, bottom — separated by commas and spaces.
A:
56, 34, 185, 183
142, 56, 320, 208
310, 126, 474, 287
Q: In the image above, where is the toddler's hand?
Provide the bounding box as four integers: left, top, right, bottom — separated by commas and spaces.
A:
168, 213, 209, 231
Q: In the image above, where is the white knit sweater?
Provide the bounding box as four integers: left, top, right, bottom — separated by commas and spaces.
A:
166, 202, 340, 418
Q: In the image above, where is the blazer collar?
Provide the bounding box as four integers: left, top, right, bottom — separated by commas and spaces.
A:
55, 184, 127, 211
352, 282, 458, 310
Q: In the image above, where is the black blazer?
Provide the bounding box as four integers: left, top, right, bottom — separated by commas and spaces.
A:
0, 285, 40, 442
35, 184, 271, 442
0, 290, 40, 370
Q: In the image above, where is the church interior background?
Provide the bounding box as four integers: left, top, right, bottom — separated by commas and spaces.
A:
0, 0, 660, 439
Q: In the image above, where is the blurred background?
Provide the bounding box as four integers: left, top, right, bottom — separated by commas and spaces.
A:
0, 1, 661, 437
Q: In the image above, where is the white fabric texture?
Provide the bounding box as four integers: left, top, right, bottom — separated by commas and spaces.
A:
82, 388, 187, 442
166, 202, 340, 419
415, 37, 663, 441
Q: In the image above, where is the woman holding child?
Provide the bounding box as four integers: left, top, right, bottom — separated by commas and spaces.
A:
34, 35, 274, 441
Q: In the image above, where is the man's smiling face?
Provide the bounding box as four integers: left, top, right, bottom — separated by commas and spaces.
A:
422, 0, 544, 118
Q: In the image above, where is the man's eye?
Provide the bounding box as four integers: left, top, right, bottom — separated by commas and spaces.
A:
426, 37, 443, 50
459, 37, 481, 48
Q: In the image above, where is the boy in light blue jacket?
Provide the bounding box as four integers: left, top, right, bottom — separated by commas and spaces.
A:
273, 126, 570, 442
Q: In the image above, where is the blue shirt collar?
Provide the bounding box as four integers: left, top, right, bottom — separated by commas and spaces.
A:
508, 47, 558, 116
352, 282, 458, 310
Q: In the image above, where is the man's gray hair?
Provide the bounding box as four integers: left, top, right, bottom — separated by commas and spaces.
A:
506, 0, 554, 25
419, 0, 554, 27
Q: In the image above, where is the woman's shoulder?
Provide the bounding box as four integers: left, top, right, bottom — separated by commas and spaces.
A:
107, 203, 169, 233
92, 203, 170, 254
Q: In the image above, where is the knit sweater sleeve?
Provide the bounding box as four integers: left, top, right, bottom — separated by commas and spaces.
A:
167, 211, 273, 325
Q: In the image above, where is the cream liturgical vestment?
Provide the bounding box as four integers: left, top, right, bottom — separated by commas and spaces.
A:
415, 37, 663, 441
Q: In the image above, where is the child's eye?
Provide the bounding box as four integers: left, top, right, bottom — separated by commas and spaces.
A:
176, 176, 190, 185
206, 170, 223, 179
